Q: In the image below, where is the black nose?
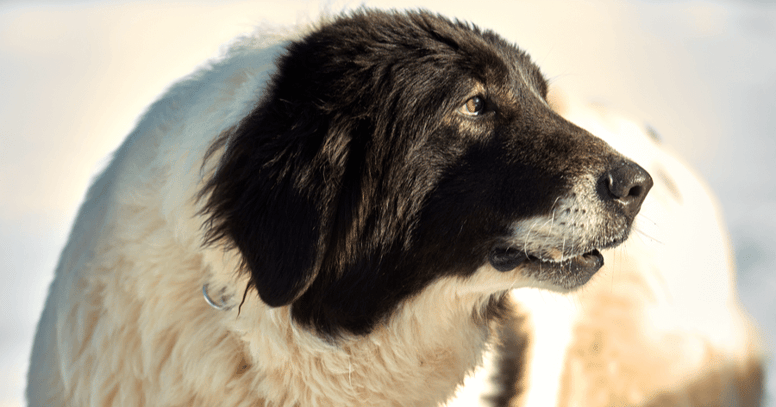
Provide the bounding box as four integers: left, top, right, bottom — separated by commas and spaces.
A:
605, 162, 653, 218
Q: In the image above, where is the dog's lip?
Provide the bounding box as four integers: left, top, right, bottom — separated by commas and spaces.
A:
488, 247, 604, 274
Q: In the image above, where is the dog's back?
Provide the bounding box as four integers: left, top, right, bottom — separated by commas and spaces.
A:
26, 38, 289, 407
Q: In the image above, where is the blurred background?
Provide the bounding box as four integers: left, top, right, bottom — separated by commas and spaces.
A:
1, 0, 774, 405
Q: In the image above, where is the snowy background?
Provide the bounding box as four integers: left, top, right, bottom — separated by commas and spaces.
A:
1, 0, 774, 405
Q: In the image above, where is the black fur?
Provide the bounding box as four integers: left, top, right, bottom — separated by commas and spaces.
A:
201, 9, 647, 336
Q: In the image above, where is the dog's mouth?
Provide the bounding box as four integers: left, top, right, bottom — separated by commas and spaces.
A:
488, 246, 604, 287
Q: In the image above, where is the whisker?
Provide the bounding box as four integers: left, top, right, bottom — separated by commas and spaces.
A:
632, 226, 663, 245
636, 213, 657, 227
524, 217, 544, 257
561, 233, 566, 260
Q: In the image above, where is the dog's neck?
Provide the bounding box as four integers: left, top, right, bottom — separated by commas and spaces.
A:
203, 251, 500, 406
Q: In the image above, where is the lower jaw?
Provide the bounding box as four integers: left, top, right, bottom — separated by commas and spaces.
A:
526, 249, 604, 289
489, 248, 605, 289
540, 248, 604, 274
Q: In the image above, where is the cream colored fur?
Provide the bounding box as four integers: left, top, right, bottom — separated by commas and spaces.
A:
25, 31, 536, 407
27, 25, 762, 407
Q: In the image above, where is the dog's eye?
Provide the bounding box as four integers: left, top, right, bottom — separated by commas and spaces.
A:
460, 96, 485, 116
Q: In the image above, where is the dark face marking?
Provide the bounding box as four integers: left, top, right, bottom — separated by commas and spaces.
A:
200, 9, 651, 336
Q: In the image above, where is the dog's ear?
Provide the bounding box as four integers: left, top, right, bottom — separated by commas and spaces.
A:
201, 103, 349, 307
200, 29, 374, 309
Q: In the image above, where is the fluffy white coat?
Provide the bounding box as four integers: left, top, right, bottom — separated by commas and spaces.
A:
28, 27, 762, 407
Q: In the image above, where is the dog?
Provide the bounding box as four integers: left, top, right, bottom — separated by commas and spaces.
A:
445, 91, 765, 407
27, 9, 761, 406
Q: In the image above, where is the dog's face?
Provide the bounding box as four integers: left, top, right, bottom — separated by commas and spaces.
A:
202, 10, 652, 335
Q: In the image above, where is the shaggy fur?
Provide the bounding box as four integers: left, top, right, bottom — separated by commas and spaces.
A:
27, 9, 760, 407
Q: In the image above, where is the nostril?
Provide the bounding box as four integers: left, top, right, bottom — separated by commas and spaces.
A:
605, 162, 653, 218
627, 185, 643, 199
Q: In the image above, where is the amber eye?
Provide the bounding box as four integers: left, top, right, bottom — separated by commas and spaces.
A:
460, 96, 485, 116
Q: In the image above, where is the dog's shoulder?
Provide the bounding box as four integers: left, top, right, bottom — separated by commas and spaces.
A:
27, 36, 289, 407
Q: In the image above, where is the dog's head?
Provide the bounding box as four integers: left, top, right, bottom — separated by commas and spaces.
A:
201, 10, 652, 335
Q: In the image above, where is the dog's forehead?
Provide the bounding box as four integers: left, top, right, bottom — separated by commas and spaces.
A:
423, 19, 548, 102
481, 39, 548, 101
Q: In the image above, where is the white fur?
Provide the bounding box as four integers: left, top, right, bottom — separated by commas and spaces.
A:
28, 25, 762, 407
28, 40, 287, 405
25, 32, 537, 406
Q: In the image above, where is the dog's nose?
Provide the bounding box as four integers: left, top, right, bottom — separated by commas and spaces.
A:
605, 162, 653, 218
